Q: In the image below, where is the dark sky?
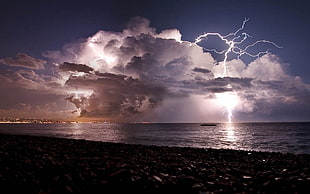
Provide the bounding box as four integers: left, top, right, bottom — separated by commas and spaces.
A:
0, 0, 309, 122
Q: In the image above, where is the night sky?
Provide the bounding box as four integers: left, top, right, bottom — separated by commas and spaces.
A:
0, 0, 309, 122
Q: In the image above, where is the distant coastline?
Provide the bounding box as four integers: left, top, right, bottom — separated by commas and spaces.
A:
1, 116, 309, 124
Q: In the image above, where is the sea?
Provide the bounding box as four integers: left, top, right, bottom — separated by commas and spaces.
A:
0, 122, 309, 155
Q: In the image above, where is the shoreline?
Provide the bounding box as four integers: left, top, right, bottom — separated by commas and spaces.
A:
0, 134, 309, 193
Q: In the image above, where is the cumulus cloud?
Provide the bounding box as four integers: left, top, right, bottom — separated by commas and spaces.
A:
1, 17, 310, 122
157, 29, 182, 42
58, 62, 94, 73
64, 73, 168, 120
44, 17, 310, 121
219, 54, 310, 117
0, 53, 46, 69
0, 69, 75, 119
40, 17, 221, 120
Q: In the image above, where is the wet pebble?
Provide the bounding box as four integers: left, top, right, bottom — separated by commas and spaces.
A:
0, 134, 309, 193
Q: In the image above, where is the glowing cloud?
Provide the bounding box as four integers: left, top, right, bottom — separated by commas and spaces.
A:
195, 18, 282, 122
1, 17, 309, 122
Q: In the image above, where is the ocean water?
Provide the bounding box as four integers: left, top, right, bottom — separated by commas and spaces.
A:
0, 122, 309, 154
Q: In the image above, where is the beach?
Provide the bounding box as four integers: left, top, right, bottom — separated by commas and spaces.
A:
0, 134, 309, 193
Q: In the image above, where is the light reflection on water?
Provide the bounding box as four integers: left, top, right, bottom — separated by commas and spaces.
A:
222, 123, 237, 143
0, 122, 309, 154
71, 123, 84, 135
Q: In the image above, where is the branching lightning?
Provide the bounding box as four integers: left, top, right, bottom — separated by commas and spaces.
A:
195, 18, 282, 78
195, 18, 282, 123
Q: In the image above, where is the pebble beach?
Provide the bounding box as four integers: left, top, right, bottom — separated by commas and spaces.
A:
0, 134, 309, 193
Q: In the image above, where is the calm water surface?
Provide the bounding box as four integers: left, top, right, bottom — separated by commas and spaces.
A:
0, 122, 309, 154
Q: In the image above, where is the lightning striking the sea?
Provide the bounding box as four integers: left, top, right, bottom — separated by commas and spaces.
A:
195, 18, 282, 122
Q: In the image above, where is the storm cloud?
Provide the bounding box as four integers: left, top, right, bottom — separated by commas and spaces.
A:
42, 17, 310, 121
0, 69, 73, 119
1, 17, 310, 122
0, 53, 46, 70
58, 62, 94, 73
64, 73, 168, 120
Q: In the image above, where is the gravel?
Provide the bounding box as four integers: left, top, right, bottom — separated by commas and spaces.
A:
0, 134, 309, 193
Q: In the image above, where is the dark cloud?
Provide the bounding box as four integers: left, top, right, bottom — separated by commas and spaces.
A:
58, 62, 94, 73
0, 70, 73, 119
0, 87, 61, 109
64, 73, 168, 120
0, 53, 46, 69
192, 67, 211, 74
0, 69, 48, 90
94, 71, 127, 80
195, 77, 252, 93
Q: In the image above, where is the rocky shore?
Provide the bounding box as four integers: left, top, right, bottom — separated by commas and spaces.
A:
0, 134, 309, 193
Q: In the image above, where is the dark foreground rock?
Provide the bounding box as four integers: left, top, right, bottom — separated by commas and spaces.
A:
0, 134, 309, 193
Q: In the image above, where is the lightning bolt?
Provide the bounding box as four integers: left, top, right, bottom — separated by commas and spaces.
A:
195, 18, 281, 123
195, 18, 282, 77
